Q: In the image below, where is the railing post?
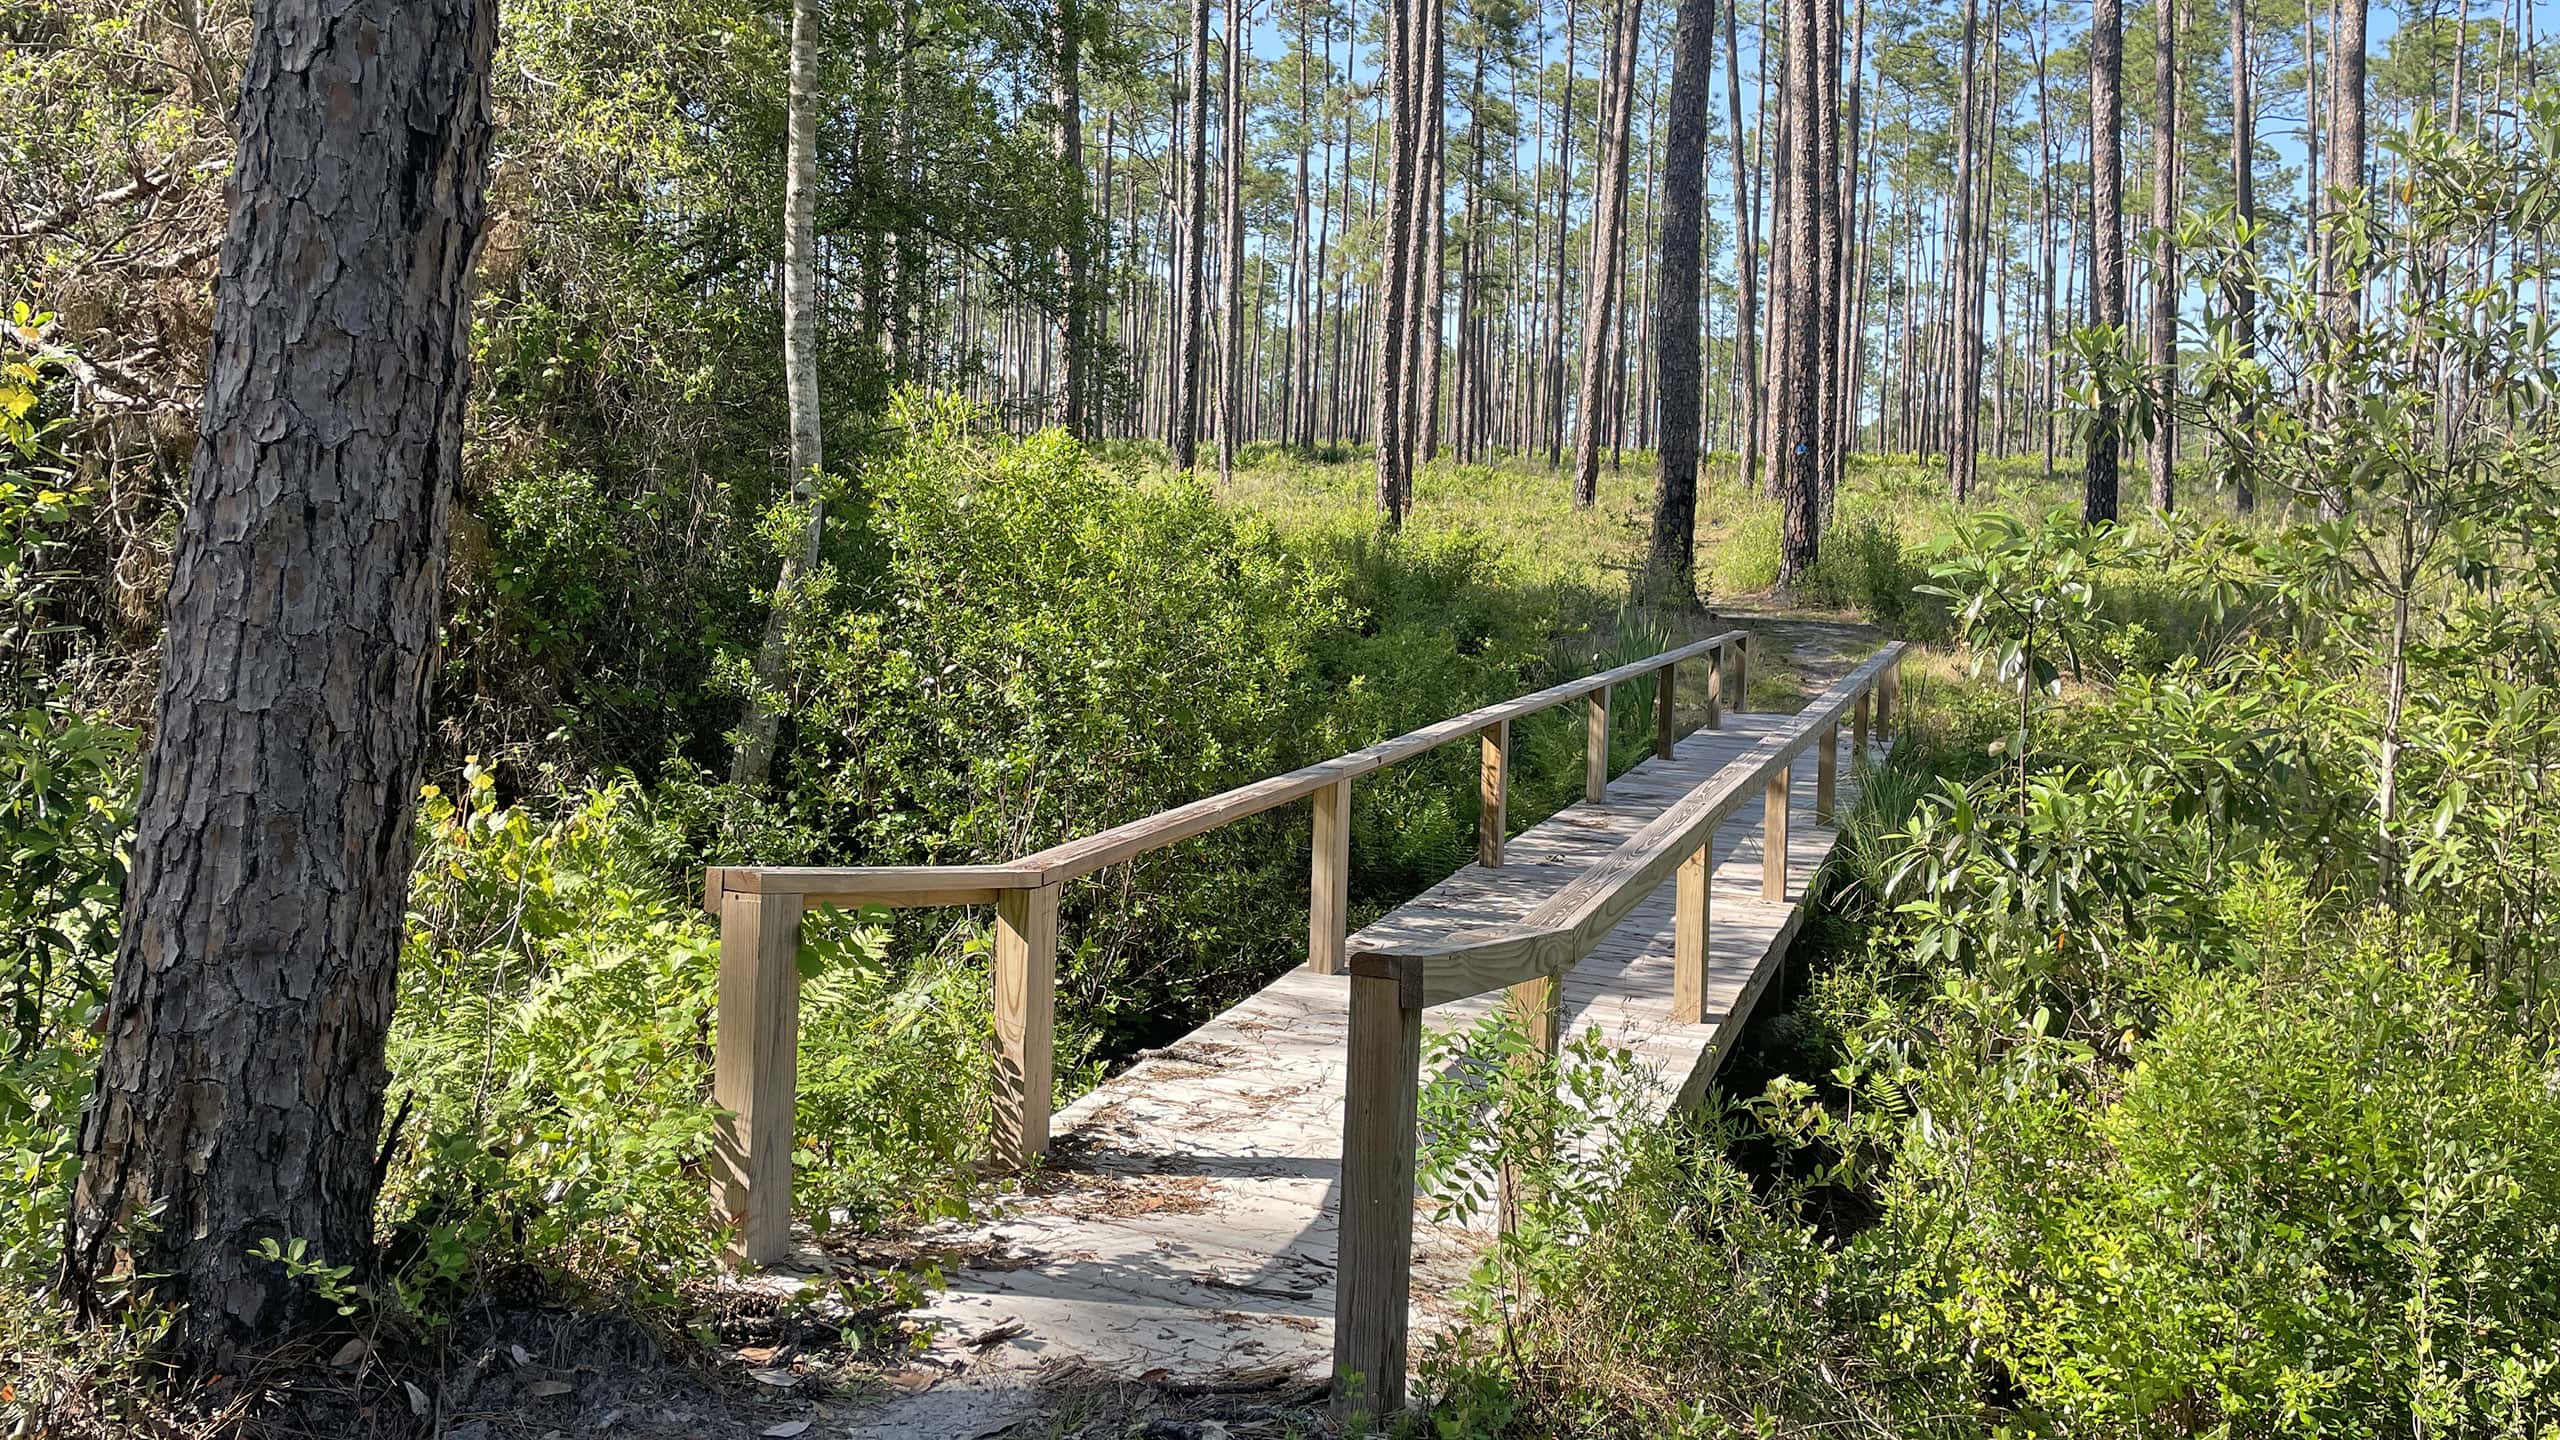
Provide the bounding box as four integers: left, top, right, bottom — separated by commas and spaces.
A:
1654, 662, 1677, 759
1853, 688, 1871, 756
993, 881, 1061, 1167
1585, 684, 1612, 802
1705, 643, 1725, 730
1311, 778, 1352, 972
713, 887, 804, 1268
1336, 960, 1422, 1421
1816, 721, 1839, 825
1762, 762, 1792, 902
1672, 842, 1711, 1024
1477, 721, 1508, 868
1879, 656, 1899, 740
1731, 634, 1750, 714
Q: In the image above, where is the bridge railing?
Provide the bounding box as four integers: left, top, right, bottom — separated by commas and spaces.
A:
703, 627, 1755, 1264
1328, 641, 1905, 1414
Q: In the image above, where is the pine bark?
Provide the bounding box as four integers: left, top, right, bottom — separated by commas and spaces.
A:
2147, 0, 2176, 511
1175, 0, 1213, 469
1776, 0, 1823, 581
1647, 0, 1717, 603
68, 0, 495, 1361
2226, 0, 2257, 512
2084, 0, 2125, 522
1219, 0, 1246, 482
1724, 0, 1760, 486
1570, 0, 1644, 508
1054, 0, 1090, 437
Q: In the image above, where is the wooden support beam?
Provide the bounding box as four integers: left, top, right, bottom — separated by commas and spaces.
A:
1585, 684, 1611, 802
1816, 722, 1839, 825
993, 882, 1061, 1167
713, 889, 803, 1268
1879, 658, 1898, 739
1762, 762, 1791, 903
1853, 688, 1870, 756
1653, 662, 1676, 759
1477, 721, 1507, 868
1731, 634, 1750, 714
1334, 969, 1421, 1421
1672, 842, 1711, 1024
1506, 971, 1562, 1055
1705, 645, 1724, 729
1310, 778, 1351, 973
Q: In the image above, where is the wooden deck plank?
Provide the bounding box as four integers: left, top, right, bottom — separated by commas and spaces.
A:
845, 710, 1888, 1397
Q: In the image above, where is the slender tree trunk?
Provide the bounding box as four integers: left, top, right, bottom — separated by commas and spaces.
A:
1219, 0, 1247, 483
2227, 0, 2256, 512
1725, 0, 1761, 489
734, 0, 828, 788
1417, 15, 1449, 468
68, 0, 496, 1362
1548, 0, 1580, 469
1812, 0, 1842, 515
2146, 0, 2176, 510
1571, 0, 1644, 506
1648, 0, 1718, 603
1053, 0, 1090, 436
1175, 0, 1212, 468
2083, 0, 2124, 522
1945, 0, 1981, 500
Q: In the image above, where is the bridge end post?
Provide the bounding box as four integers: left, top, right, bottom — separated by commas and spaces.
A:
1762, 763, 1792, 903
1854, 688, 1871, 757
1880, 654, 1900, 740
1673, 843, 1711, 1024
1335, 959, 1422, 1421
1732, 634, 1750, 715
994, 882, 1062, 1167
1705, 645, 1724, 730
713, 885, 804, 1268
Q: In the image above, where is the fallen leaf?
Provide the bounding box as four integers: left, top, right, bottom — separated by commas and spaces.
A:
327, 1337, 369, 1369
748, 1368, 800, 1389
965, 1321, 1025, 1349
888, 1369, 936, 1394
509, 1343, 534, 1368
402, 1380, 429, 1417
761, 1424, 812, 1438
525, 1379, 575, 1399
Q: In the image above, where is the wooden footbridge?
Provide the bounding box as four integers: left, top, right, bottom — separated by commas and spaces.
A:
702, 631, 1905, 1422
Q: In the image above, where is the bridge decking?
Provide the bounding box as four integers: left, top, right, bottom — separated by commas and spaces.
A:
852, 709, 1883, 1399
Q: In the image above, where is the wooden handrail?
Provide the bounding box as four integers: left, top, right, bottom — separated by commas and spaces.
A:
1327, 640, 1905, 1418
705, 629, 1750, 907
1345, 643, 1907, 1008
703, 627, 1753, 1267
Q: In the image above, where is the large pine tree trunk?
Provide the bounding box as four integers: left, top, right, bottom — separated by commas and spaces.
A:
732, 0, 827, 789
2147, 0, 2177, 511
1776, 0, 1823, 581
1570, 0, 1643, 508
67, 0, 495, 1363
2083, 0, 2125, 522
1647, 0, 1717, 603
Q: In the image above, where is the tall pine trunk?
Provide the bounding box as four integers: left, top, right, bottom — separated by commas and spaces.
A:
1175, 0, 1212, 469
1647, 0, 1718, 603
1571, 0, 1644, 507
1776, 0, 1823, 581
2147, 0, 2176, 511
69, 0, 496, 1362
2083, 0, 2125, 522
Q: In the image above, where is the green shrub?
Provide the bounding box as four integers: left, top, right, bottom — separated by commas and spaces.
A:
1884, 919, 2560, 1436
